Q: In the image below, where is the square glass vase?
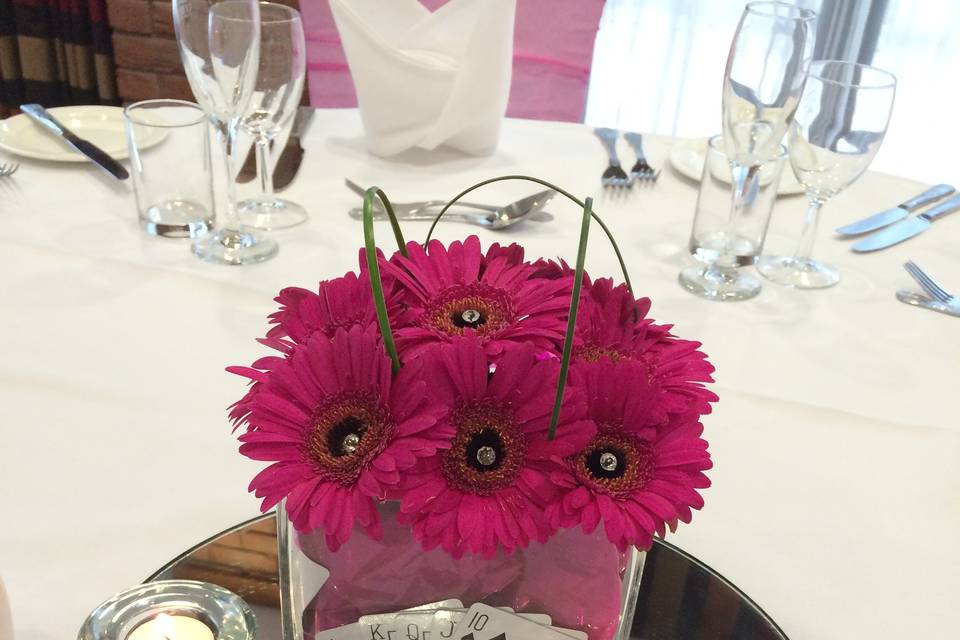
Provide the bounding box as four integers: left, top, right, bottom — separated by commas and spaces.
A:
277, 500, 646, 640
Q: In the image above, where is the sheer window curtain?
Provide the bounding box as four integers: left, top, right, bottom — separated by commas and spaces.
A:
586, 0, 959, 182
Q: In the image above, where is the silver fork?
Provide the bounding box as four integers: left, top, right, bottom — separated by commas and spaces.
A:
593, 128, 632, 188
0, 162, 19, 177
623, 132, 658, 182
904, 261, 954, 303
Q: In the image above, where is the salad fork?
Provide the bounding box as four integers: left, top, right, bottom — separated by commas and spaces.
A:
593, 128, 632, 188
904, 261, 955, 304
624, 132, 658, 182
0, 162, 19, 177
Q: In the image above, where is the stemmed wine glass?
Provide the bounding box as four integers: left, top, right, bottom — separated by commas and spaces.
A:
173, 0, 278, 265
689, 1, 816, 298
756, 60, 896, 288
238, 2, 308, 231
723, 2, 816, 169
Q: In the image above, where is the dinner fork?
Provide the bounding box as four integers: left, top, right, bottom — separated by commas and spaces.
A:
593, 128, 632, 188
904, 261, 955, 303
623, 132, 658, 182
0, 162, 19, 177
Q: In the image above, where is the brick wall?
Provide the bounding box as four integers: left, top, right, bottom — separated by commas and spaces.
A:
105, 0, 301, 104
106, 0, 192, 102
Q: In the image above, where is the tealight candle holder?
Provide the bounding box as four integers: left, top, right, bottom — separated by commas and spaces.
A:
78, 580, 255, 640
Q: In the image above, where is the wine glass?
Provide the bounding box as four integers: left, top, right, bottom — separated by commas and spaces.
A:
723, 2, 816, 221
238, 2, 308, 231
173, 0, 278, 265
756, 60, 896, 288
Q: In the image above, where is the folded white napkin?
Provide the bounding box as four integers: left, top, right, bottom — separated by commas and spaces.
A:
329, 0, 516, 156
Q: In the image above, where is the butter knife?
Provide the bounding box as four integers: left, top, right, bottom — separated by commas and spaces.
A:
852, 194, 960, 252
835, 183, 954, 235
20, 104, 128, 180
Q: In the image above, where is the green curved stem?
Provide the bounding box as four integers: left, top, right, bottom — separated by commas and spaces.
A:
547, 197, 592, 440
424, 175, 632, 298
366, 187, 407, 257
363, 187, 401, 372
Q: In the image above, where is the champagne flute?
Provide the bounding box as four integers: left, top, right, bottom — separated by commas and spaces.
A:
238, 2, 308, 231
723, 2, 816, 218
173, 0, 278, 265
757, 60, 896, 288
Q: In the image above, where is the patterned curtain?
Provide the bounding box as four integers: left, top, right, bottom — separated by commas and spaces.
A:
0, 0, 117, 118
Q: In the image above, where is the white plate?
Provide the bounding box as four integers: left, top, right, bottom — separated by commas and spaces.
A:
668, 137, 805, 196
0, 105, 165, 162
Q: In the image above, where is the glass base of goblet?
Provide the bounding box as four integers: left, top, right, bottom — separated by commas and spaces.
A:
191, 227, 278, 266
238, 197, 308, 230
678, 264, 761, 301
755, 256, 839, 289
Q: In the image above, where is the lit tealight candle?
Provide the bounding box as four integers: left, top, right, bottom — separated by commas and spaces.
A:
128, 613, 215, 640
80, 581, 252, 640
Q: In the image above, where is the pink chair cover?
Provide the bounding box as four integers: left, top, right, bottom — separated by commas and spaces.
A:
303, 0, 606, 122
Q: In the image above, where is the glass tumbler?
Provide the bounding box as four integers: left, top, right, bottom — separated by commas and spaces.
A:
124, 99, 215, 238
679, 135, 787, 301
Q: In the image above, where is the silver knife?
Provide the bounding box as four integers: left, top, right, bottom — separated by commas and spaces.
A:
852, 194, 960, 252
20, 103, 129, 180
835, 183, 954, 235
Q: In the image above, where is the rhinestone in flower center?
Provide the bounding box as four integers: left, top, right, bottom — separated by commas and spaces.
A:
422, 283, 515, 337
573, 429, 653, 497
306, 391, 390, 484
326, 416, 364, 456
442, 399, 526, 495
456, 308, 484, 328
475, 444, 497, 466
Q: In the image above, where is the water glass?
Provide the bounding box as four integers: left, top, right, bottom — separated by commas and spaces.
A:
679, 134, 787, 301
124, 99, 214, 238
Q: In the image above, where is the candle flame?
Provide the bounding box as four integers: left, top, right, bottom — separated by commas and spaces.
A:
155, 613, 176, 640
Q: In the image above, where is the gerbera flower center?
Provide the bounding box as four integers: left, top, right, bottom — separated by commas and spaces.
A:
573, 428, 654, 497
637, 352, 658, 384
326, 416, 365, 456
306, 391, 391, 484
574, 344, 624, 363
442, 400, 526, 495
423, 283, 515, 337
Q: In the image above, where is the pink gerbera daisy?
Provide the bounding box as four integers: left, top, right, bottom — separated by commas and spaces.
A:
575, 278, 718, 418
266, 271, 401, 349
547, 360, 712, 551
376, 236, 573, 358
236, 324, 451, 549
529, 256, 574, 280
398, 337, 595, 558
228, 273, 409, 429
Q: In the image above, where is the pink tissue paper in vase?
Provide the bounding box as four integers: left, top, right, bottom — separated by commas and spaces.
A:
299, 501, 524, 633
297, 501, 627, 639
513, 525, 627, 640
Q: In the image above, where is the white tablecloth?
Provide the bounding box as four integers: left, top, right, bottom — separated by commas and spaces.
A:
1, 110, 957, 640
